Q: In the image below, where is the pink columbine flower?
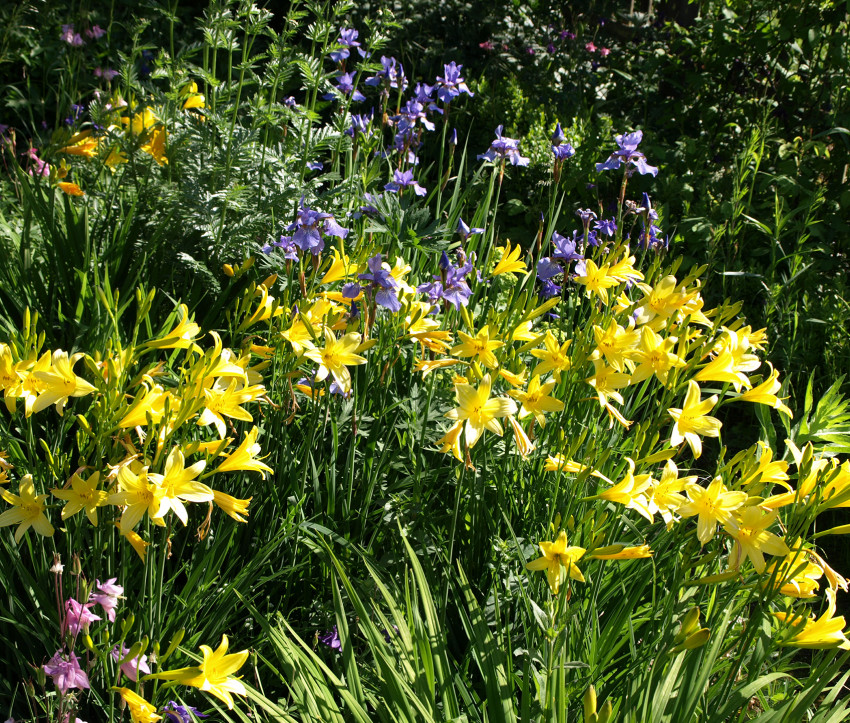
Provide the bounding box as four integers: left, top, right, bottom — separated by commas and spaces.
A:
85, 25, 105, 40
60, 24, 75, 43
26, 148, 49, 177
43, 650, 90, 695
585, 42, 597, 53
111, 644, 150, 682
600, 47, 611, 57
63, 598, 101, 636
90, 578, 123, 622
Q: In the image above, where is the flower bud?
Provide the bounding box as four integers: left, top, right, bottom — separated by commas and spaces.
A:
583, 685, 597, 721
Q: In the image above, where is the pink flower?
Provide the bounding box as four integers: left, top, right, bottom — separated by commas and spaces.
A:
26, 149, 49, 177
111, 644, 150, 682
43, 650, 90, 695
600, 47, 611, 57
89, 578, 123, 622
85, 25, 105, 40
71, 33, 85, 47
60, 24, 75, 43
63, 598, 101, 636
585, 42, 597, 53
479, 41, 494, 51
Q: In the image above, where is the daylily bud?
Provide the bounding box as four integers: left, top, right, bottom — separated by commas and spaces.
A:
223, 264, 235, 277
583, 685, 597, 721
674, 606, 701, 644
598, 700, 613, 723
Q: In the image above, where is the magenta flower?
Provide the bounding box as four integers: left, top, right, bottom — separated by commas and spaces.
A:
89, 578, 123, 622
111, 644, 151, 682
585, 42, 597, 53
43, 650, 90, 695
600, 47, 611, 57
63, 598, 101, 636
85, 25, 106, 40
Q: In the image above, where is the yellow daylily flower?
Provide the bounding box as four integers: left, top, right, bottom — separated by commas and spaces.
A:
57, 130, 99, 158
526, 530, 586, 594
31, 349, 97, 415
57, 181, 85, 196
491, 240, 526, 276
0, 474, 54, 542
444, 373, 517, 448
146, 304, 202, 353
450, 325, 504, 369
146, 447, 213, 527
774, 590, 850, 650
668, 381, 722, 459
118, 383, 173, 429
507, 375, 564, 426
116, 687, 161, 722
647, 459, 693, 528
144, 635, 249, 709
52, 471, 108, 526
736, 363, 792, 417
588, 457, 653, 522
678, 477, 748, 544
321, 248, 358, 284
214, 426, 273, 478
108, 463, 166, 533
592, 319, 639, 372
530, 331, 572, 381
507, 416, 535, 458
213, 490, 252, 523
140, 125, 168, 166
629, 326, 685, 385
724, 506, 790, 573
574, 258, 618, 305
304, 328, 367, 393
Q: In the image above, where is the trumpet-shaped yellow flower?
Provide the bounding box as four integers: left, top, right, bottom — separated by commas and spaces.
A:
530, 331, 572, 381
118, 523, 150, 562
450, 325, 503, 369
11, 352, 52, 417
146, 304, 202, 353
736, 363, 792, 417
321, 248, 358, 284
774, 590, 850, 650
107, 464, 166, 532
765, 551, 823, 598
491, 240, 526, 276
58, 130, 99, 158
0, 343, 19, 412
52, 471, 108, 526
214, 426, 273, 478
668, 381, 722, 459
633, 275, 691, 327
444, 374, 517, 448
511, 320, 537, 342
526, 530, 586, 594
0, 474, 54, 542
585, 359, 631, 409
607, 253, 644, 284
507, 375, 564, 426
124, 108, 159, 135
589, 458, 653, 522
647, 459, 693, 527
238, 285, 284, 331
213, 490, 252, 523
436, 420, 464, 462
740, 443, 790, 494
574, 258, 618, 305
147, 447, 213, 527
413, 358, 462, 377
118, 383, 173, 428
144, 635, 249, 709
140, 126, 168, 166
762, 457, 833, 510
31, 349, 97, 415
693, 351, 751, 390
304, 328, 367, 393
724, 506, 790, 573
57, 181, 85, 196
592, 319, 639, 372
629, 326, 685, 384
116, 687, 161, 722
198, 378, 265, 439
678, 477, 748, 545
